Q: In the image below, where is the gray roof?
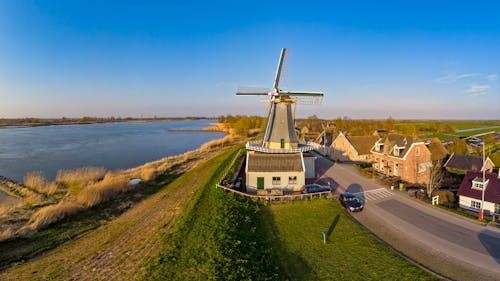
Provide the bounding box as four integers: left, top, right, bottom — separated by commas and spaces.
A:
346, 135, 379, 155
426, 138, 448, 161
373, 135, 419, 159
444, 153, 484, 171
247, 152, 304, 172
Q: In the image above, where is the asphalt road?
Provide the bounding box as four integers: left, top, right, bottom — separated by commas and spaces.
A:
313, 153, 500, 281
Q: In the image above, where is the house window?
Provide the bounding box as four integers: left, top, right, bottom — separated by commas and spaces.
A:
471, 200, 481, 209
289, 176, 297, 185
415, 147, 420, 156
380, 160, 384, 172
272, 176, 281, 185
495, 204, 500, 214
394, 163, 399, 176
418, 163, 426, 173
393, 147, 399, 156
375, 143, 382, 152
472, 178, 489, 190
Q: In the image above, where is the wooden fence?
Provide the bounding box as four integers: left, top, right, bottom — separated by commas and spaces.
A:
215, 184, 334, 202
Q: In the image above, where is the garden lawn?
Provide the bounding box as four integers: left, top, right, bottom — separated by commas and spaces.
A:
263, 199, 440, 280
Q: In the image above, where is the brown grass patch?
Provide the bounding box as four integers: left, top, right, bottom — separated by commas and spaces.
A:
199, 135, 234, 152
56, 167, 106, 185
76, 172, 129, 207
25, 201, 84, 231
23, 171, 48, 193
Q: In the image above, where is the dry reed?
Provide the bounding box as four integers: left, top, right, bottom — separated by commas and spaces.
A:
25, 201, 83, 231
56, 167, 106, 185
76, 172, 129, 207
0, 227, 15, 242
23, 171, 48, 193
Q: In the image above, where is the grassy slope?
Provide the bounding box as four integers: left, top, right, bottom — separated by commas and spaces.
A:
263, 200, 439, 281
145, 147, 281, 280
147, 152, 438, 280
0, 147, 235, 280
0, 171, 178, 268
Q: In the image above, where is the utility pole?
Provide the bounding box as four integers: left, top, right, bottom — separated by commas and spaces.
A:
479, 141, 486, 221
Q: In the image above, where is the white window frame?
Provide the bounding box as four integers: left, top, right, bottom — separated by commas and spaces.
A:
472, 178, 489, 190
380, 160, 384, 172
272, 176, 281, 185
288, 176, 297, 185
495, 204, 500, 214
394, 163, 399, 176
471, 200, 481, 209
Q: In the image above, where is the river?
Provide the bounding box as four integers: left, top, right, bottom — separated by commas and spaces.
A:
0, 120, 224, 182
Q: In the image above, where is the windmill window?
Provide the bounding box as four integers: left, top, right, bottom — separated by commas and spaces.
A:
272, 177, 281, 185
289, 176, 297, 185
415, 147, 420, 156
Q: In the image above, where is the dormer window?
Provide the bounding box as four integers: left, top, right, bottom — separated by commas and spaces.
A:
375, 143, 383, 152
472, 177, 489, 190
393, 146, 404, 157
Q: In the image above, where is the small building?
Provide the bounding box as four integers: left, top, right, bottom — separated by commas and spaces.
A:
457, 171, 500, 214
371, 135, 433, 185
444, 153, 495, 174
245, 151, 305, 193
329, 132, 378, 162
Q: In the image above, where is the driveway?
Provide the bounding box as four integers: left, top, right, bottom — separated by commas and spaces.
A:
313, 154, 500, 281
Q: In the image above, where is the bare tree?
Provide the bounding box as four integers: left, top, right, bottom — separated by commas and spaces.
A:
427, 159, 444, 199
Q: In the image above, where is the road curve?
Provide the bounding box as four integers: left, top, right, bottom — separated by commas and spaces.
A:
313, 154, 500, 281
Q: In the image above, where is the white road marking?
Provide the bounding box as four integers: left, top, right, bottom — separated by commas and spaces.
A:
350, 188, 393, 202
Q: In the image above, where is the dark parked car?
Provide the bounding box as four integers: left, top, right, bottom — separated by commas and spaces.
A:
302, 184, 332, 194
339, 192, 364, 212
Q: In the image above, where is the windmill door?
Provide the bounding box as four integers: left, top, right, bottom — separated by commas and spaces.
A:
280, 138, 285, 148
257, 177, 264, 189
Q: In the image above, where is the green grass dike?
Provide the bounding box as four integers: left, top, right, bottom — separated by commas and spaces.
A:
144, 149, 439, 280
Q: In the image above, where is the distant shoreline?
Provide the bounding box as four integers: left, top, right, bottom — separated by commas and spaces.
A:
0, 117, 217, 129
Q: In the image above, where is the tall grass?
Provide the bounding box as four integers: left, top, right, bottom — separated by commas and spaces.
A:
23, 171, 48, 193
22, 201, 83, 233
199, 135, 234, 152
76, 172, 129, 207
56, 167, 106, 185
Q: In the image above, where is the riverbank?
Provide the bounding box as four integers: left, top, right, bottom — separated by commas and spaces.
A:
0, 117, 216, 129
0, 133, 239, 245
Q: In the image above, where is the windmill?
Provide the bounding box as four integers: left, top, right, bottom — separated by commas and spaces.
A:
237, 48, 324, 152
238, 48, 325, 194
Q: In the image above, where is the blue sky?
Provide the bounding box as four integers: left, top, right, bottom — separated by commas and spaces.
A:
1, 1, 499, 119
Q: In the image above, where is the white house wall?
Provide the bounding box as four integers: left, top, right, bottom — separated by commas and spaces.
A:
459, 195, 497, 213
246, 171, 305, 192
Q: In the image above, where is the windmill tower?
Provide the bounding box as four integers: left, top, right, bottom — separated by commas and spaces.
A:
237, 48, 324, 194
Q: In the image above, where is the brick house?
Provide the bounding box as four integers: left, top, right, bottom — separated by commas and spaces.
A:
328, 132, 378, 162
371, 135, 436, 185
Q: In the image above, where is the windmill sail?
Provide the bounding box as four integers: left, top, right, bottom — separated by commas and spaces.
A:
236, 48, 324, 152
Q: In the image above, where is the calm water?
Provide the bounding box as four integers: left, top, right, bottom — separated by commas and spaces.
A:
0, 120, 224, 182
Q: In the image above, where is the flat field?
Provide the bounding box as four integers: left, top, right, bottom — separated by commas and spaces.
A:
262, 199, 440, 280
